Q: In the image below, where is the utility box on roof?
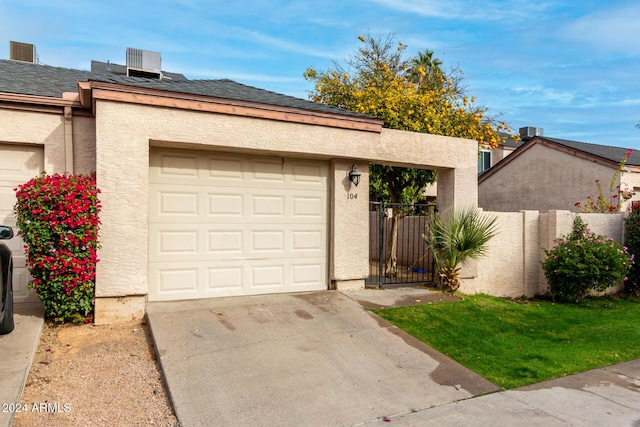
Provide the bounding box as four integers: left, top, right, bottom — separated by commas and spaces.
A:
126, 47, 162, 79
9, 41, 35, 63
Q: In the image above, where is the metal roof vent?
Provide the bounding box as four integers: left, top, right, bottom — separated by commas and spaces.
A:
9, 41, 35, 63
519, 126, 544, 140
126, 47, 162, 79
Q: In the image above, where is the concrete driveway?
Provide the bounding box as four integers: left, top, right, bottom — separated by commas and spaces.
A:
146, 290, 497, 426
147, 289, 640, 426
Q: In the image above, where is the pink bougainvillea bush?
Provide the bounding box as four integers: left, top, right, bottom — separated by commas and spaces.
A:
14, 173, 101, 323
575, 149, 635, 213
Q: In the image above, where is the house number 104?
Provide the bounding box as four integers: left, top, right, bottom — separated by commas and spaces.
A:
347, 193, 358, 199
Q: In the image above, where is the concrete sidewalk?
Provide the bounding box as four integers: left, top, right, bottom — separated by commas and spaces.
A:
0, 303, 44, 427
147, 288, 640, 426
361, 359, 640, 426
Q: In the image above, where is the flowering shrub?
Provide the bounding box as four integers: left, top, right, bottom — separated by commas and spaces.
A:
624, 209, 640, 295
575, 149, 635, 213
14, 173, 101, 323
541, 216, 632, 302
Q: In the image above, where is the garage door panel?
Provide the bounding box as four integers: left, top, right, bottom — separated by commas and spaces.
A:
149, 148, 328, 301
291, 162, 326, 186
251, 230, 284, 253
207, 157, 244, 181
251, 194, 285, 217
151, 225, 326, 262
206, 264, 245, 296
151, 152, 200, 180
251, 264, 285, 288
0, 145, 44, 303
158, 230, 199, 255
292, 263, 324, 288
150, 263, 201, 296
292, 229, 323, 252
162, 192, 199, 216
10, 269, 31, 300
251, 158, 287, 183
0, 186, 18, 225
292, 195, 324, 218
0, 146, 42, 180
209, 193, 244, 217
208, 230, 243, 255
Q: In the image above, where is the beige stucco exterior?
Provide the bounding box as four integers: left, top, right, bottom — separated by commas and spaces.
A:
0, 82, 479, 323
9, 79, 628, 320
479, 141, 638, 213
0, 108, 97, 176
92, 100, 478, 322
466, 210, 626, 297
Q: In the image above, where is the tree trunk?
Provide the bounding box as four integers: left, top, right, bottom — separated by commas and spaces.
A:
384, 205, 401, 277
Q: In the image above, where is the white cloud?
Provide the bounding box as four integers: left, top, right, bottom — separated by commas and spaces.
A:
620, 99, 640, 106
563, 3, 640, 55
511, 86, 576, 104
368, 0, 558, 21
171, 65, 302, 83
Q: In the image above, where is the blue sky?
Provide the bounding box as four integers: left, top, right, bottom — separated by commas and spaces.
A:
1, 0, 639, 149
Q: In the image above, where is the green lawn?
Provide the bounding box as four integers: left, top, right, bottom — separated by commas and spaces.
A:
373, 294, 640, 389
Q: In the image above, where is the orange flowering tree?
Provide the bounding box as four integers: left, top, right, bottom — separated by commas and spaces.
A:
304, 33, 515, 276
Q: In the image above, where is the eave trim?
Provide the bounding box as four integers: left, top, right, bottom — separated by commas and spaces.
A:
0, 91, 83, 108
87, 81, 384, 133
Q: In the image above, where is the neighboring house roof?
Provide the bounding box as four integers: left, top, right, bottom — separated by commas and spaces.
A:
498, 133, 520, 149
544, 137, 640, 166
479, 136, 640, 183
0, 59, 367, 119
0, 59, 90, 98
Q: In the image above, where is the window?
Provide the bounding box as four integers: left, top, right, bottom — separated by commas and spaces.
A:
478, 150, 491, 173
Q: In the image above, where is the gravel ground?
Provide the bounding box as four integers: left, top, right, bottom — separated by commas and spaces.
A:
13, 319, 179, 427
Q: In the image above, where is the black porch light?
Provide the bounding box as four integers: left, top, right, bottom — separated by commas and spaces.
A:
348, 164, 361, 187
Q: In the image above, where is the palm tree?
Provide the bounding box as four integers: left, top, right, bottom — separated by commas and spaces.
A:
425, 206, 498, 291
406, 49, 443, 90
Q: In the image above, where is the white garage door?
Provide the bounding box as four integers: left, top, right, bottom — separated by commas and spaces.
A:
149, 148, 329, 301
0, 144, 43, 303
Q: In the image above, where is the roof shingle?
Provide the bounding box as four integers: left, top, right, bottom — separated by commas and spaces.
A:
543, 137, 640, 167
0, 59, 368, 118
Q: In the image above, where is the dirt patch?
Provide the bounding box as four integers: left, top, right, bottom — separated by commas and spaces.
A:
13, 319, 178, 427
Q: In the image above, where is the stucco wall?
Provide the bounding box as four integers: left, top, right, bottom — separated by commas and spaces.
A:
72, 115, 96, 175
0, 109, 66, 173
470, 211, 526, 296
331, 159, 369, 288
490, 145, 516, 165
479, 143, 618, 212
94, 103, 149, 299
621, 171, 640, 208
467, 210, 626, 297
92, 100, 478, 318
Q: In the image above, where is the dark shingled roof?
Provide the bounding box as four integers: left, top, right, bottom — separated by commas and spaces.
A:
0, 59, 90, 98
480, 134, 639, 182
543, 137, 640, 167
0, 59, 369, 118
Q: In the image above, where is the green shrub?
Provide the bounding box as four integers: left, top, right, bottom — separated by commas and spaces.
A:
541, 216, 632, 302
14, 173, 101, 323
624, 209, 640, 295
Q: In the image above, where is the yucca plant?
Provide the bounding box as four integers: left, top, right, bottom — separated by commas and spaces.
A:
425, 206, 498, 291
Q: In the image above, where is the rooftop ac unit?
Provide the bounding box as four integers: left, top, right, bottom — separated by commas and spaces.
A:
519, 126, 544, 139
10, 41, 35, 63
126, 47, 162, 79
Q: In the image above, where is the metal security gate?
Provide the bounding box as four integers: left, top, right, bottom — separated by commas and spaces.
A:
366, 202, 436, 287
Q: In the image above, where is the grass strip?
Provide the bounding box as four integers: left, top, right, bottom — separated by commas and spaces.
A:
373, 294, 640, 389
